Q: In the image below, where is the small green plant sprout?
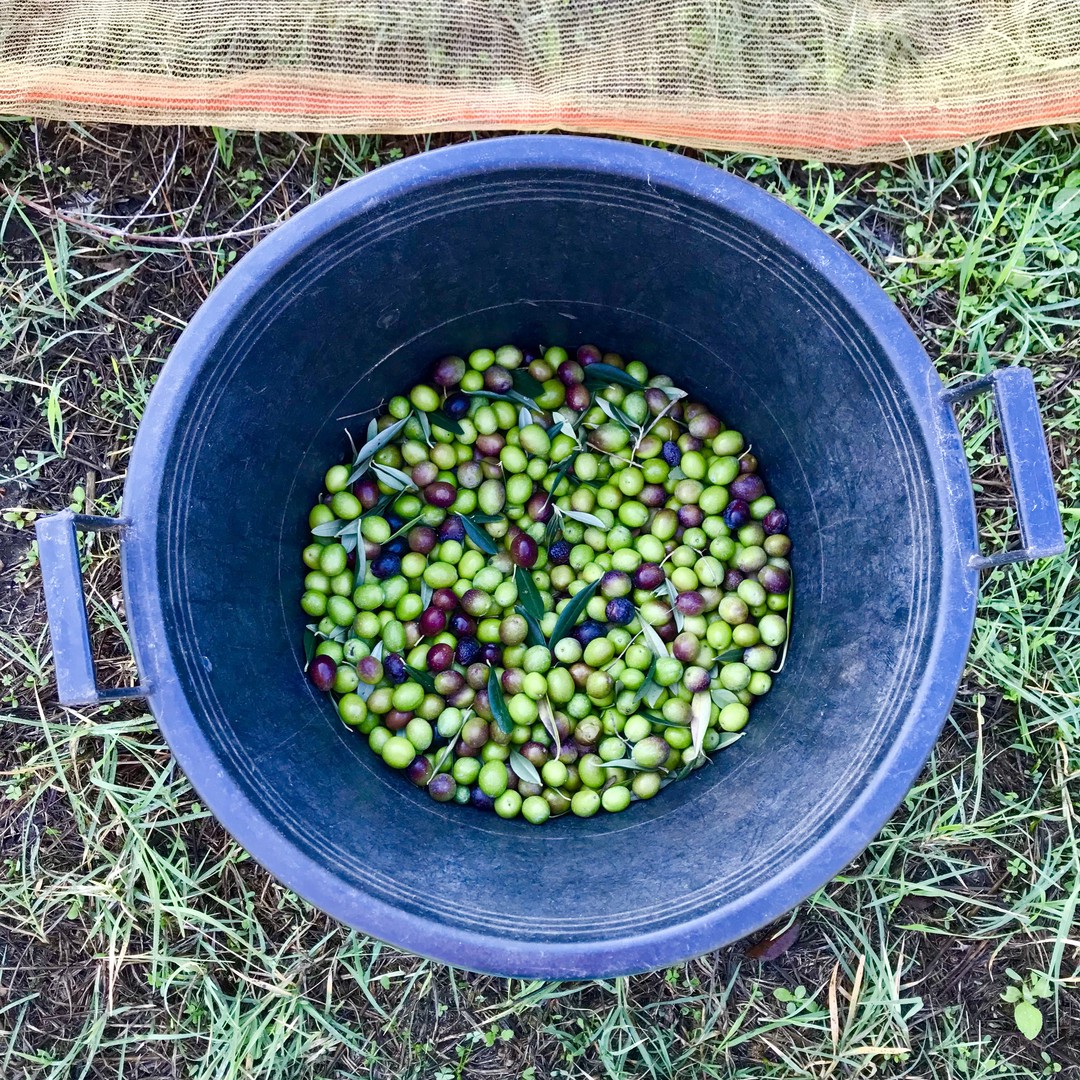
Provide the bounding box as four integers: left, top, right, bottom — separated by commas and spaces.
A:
1001, 968, 1052, 1040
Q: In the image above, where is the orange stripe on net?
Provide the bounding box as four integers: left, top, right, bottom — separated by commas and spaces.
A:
11, 73, 1080, 152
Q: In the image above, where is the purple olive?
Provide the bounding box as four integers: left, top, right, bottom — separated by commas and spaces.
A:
526, 492, 554, 523
522, 741, 549, 767
456, 638, 481, 666
408, 525, 437, 554
429, 773, 457, 802
357, 656, 383, 684
678, 504, 704, 529
438, 516, 465, 542
353, 477, 380, 508
384, 653, 408, 683
673, 632, 700, 663
644, 387, 669, 415
431, 587, 459, 611
510, 533, 538, 568
427, 642, 455, 672
444, 392, 470, 419
434, 669, 465, 696
470, 788, 496, 812
448, 612, 476, 638
465, 660, 488, 688
565, 383, 592, 412
730, 473, 766, 502
483, 365, 513, 393
549, 540, 572, 565
758, 564, 792, 594
407, 757, 434, 787
424, 481, 457, 508
411, 460, 438, 488
763, 508, 789, 535
576, 344, 602, 365
501, 667, 524, 695
478, 642, 502, 666
419, 606, 447, 637
640, 483, 667, 508
371, 553, 401, 579
432, 355, 467, 388
688, 412, 721, 439
575, 619, 606, 646
605, 597, 635, 626
385, 710, 411, 731
474, 433, 505, 457
683, 665, 711, 693
723, 499, 751, 529
308, 655, 336, 692
633, 562, 665, 590
723, 568, 745, 592
676, 590, 705, 616
557, 360, 585, 384
739, 453, 758, 474
661, 441, 681, 467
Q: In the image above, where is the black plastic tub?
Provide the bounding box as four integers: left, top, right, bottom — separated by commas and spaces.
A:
37, 137, 1063, 978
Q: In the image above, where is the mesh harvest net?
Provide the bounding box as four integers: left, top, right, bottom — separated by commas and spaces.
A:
2, 0, 1079, 161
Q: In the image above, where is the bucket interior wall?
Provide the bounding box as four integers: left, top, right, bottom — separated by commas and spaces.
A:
149, 163, 943, 966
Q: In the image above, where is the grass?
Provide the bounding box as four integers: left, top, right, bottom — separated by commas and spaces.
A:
0, 121, 1077, 1079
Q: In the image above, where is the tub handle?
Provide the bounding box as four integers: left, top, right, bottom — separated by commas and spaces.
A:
942, 368, 1064, 569
35, 510, 146, 706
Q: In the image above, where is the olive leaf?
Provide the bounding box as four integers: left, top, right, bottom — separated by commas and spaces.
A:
548, 578, 600, 646
657, 385, 688, 400
371, 462, 415, 492
348, 414, 411, 481
544, 452, 578, 507
637, 617, 669, 659
509, 749, 542, 787
487, 666, 514, 733
537, 695, 561, 759
465, 389, 538, 410
459, 513, 499, 555
596, 395, 640, 434
404, 663, 437, 694
303, 627, 317, 670
429, 732, 460, 782
353, 527, 367, 579
469, 511, 503, 524
710, 687, 739, 709
598, 758, 653, 772
644, 677, 665, 708
366, 416, 378, 441
583, 362, 643, 390
546, 419, 566, 440
563, 509, 607, 529
515, 567, 545, 621
640, 709, 688, 729
511, 367, 546, 400
717, 647, 745, 664
714, 730, 745, 751
630, 657, 657, 707
416, 409, 433, 446
543, 512, 563, 547
663, 578, 684, 630
430, 411, 464, 435
420, 579, 433, 609
311, 518, 350, 538
517, 404, 535, 429
515, 605, 547, 647
772, 577, 794, 674
690, 690, 711, 763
